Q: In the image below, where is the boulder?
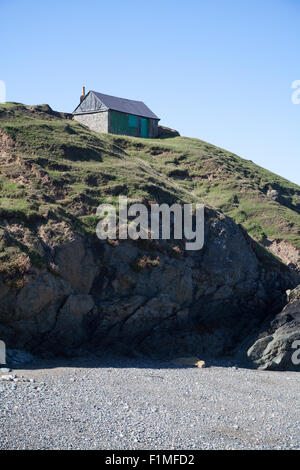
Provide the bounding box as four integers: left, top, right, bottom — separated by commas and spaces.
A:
157, 126, 180, 138
247, 285, 300, 370
267, 189, 279, 201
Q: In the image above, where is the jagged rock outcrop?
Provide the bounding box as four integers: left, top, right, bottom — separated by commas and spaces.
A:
157, 125, 180, 138
0, 208, 297, 360
247, 285, 300, 370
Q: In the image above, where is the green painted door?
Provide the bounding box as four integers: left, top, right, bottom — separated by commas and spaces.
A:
140, 118, 148, 138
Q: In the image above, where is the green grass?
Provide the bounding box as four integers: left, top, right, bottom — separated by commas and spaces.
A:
106, 134, 300, 247
0, 101, 299, 283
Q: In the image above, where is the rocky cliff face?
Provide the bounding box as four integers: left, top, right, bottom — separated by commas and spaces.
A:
0, 207, 296, 361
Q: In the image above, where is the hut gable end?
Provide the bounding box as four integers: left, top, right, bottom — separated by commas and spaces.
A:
73, 91, 108, 115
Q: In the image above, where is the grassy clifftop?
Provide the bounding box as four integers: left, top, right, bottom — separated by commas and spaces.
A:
0, 102, 299, 281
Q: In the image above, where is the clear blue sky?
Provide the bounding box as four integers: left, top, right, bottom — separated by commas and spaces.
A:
1, 0, 299, 184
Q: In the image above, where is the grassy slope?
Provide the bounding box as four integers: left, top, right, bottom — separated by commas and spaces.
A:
126, 136, 300, 248
0, 102, 299, 282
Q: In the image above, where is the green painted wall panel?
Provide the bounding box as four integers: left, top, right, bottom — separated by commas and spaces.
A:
110, 110, 128, 135
140, 117, 148, 138
109, 110, 150, 138
128, 114, 138, 128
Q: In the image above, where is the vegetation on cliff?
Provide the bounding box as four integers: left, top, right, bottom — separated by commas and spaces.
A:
0, 102, 299, 283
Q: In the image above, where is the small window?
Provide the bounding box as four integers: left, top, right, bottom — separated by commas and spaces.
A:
128, 114, 138, 127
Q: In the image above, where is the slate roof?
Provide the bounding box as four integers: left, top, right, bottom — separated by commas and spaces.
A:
73, 91, 159, 120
